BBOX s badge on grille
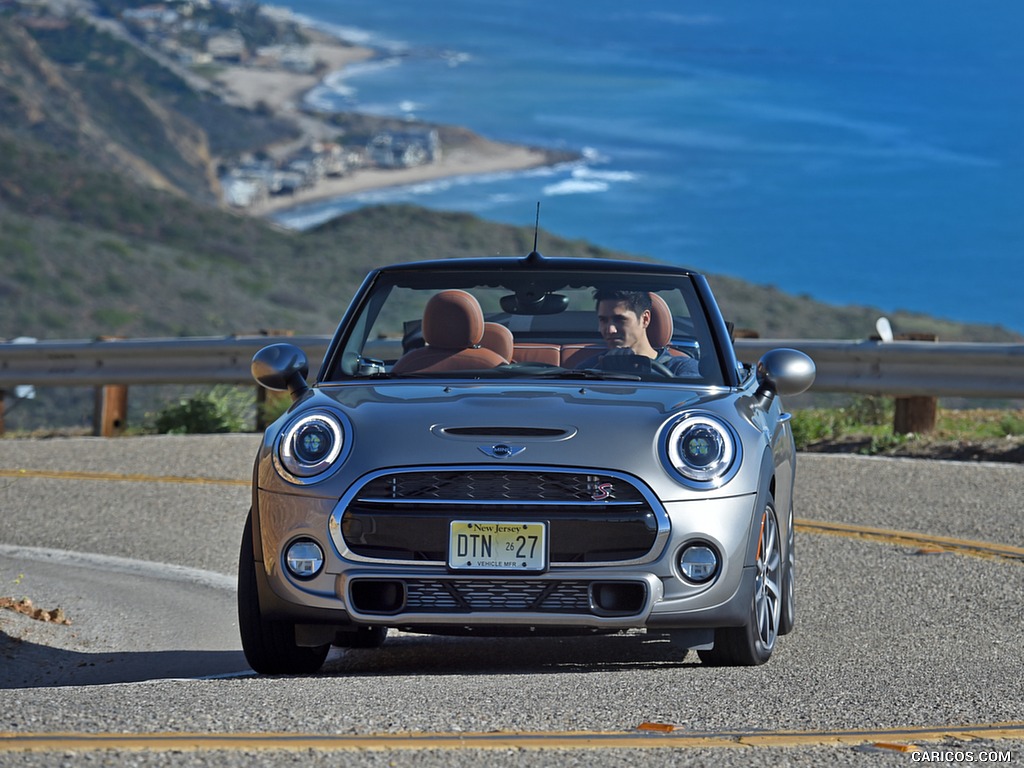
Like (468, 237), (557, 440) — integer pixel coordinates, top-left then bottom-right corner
(478, 444), (526, 459)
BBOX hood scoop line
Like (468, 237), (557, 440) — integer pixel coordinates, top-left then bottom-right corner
(437, 426), (572, 439)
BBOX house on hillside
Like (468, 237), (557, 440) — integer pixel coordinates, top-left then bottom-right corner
(366, 129), (441, 169)
(207, 30), (246, 61)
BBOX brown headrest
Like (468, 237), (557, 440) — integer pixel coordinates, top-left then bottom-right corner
(481, 322), (514, 361)
(648, 292), (673, 348)
(422, 290), (485, 350)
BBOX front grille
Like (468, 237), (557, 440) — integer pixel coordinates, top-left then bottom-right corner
(339, 468), (663, 566)
(358, 471), (645, 503)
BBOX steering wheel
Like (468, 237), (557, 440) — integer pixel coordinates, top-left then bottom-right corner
(596, 351), (676, 378)
(649, 359), (676, 378)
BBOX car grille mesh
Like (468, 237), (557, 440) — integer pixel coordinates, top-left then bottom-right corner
(403, 579), (592, 613)
(342, 469), (660, 565)
(359, 471), (645, 503)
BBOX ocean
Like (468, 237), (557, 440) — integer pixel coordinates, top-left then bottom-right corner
(272, 0), (1024, 334)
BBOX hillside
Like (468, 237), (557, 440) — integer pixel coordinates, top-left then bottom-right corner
(0, 2), (1020, 346)
(0, 14), (298, 202)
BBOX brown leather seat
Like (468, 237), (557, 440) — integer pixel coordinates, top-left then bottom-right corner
(560, 343), (603, 369)
(648, 293), (674, 348)
(513, 342), (562, 366)
(392, 291), (507, 374)
(480, 322), (514, 363)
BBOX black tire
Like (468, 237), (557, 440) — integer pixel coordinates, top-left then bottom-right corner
(779, 503), (796, 636)
(237, 510), (330, 675)
(699, 497), (782, 667)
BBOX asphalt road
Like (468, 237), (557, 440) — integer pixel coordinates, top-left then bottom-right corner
(0, 435), (1021, 767)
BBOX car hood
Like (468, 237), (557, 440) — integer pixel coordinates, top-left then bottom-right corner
(262, 380), (766, 501)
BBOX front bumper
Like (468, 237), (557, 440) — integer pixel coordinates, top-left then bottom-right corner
(254, 484), (761, 632)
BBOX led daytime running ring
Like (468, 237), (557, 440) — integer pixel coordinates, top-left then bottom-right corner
(665, 413), (739, 488)
(278, 411), (345, 480)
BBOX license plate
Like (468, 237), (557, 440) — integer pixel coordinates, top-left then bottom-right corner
(448, 521), (547, 571)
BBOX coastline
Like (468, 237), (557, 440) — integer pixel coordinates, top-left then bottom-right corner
(253, 141), (555, 217)
(213, 27), (560, 221)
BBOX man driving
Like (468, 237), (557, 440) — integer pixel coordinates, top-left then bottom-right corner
(588, 289), (699, 377)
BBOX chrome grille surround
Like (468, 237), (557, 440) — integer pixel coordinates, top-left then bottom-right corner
(329, 465), (670, 568)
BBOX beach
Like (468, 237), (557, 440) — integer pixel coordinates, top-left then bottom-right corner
(254, 142), (553, 216)
(212, 31), (555, 217)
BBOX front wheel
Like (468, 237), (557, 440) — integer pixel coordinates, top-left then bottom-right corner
(237, 510), (330, 675)
(779, 503), (796, 636)
(699, 496), (782, 666)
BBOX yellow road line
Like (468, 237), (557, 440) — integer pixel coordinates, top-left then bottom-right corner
(0, 468), (247, 487)
(1, 722), (1023, 753)
(797, 519), (1024, 563)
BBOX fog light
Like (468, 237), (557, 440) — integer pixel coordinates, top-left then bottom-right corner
(285, 539), (324, 579)
(679, 544), (719, 583)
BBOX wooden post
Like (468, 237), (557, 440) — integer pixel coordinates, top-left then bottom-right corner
(94, 384), (129, 437)
(893, 333), (938, 435)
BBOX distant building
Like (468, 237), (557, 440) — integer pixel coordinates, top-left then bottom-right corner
(367, 129), (441, 169)
(223, 176), (266, 207)
(122, 5), (179, 26)
(279, 46), (316, 73)
(207, 30), (246, 61)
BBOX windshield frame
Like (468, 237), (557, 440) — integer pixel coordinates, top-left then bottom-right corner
(319, 258), (740, 387)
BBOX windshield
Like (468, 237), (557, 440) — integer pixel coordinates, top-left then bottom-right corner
(326, 268), (725, 385)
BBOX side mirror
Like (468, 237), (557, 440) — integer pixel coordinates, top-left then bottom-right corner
(251, 343), (310, 401)
(755, 348), (815, 402)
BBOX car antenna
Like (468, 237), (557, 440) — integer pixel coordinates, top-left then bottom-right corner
(528, 202), (543, 262)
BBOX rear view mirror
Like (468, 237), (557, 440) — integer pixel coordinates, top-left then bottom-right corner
(499, 292), (569, 315)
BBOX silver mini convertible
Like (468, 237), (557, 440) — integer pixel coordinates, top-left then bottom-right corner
(240, 253), (815, 673)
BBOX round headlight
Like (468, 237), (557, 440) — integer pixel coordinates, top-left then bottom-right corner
(278, 411), (345, 480)
(664, 413), (739, 487)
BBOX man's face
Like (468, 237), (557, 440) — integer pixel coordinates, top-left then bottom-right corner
(597, 299), (650, 351)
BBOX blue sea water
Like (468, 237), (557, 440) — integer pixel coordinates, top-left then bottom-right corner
(273, 0), (1024, 334)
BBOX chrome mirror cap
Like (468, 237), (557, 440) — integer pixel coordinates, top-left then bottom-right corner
(756, 348), (816, 398)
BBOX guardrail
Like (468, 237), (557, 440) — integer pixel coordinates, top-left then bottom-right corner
(0, 335), (331, 387)
(1, 335), (1022, 434)
(734, 339), (1024, 399)
(2, 335), (1022, 397)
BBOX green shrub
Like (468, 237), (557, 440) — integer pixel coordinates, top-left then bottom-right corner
(152, 386), (253, 434)
(790, 410), (844, 449)
(998, 412), (1024, 437)
(859, 432), (908, 455)
(844, 396), (893, 426)
(257, 391), (292, 429)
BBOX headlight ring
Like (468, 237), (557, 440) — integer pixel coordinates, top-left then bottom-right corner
(275, 410), (348, 483)
(664, 413), (741, 488)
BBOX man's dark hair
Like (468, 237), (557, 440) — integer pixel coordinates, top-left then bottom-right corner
(593, 289), (652, 317)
